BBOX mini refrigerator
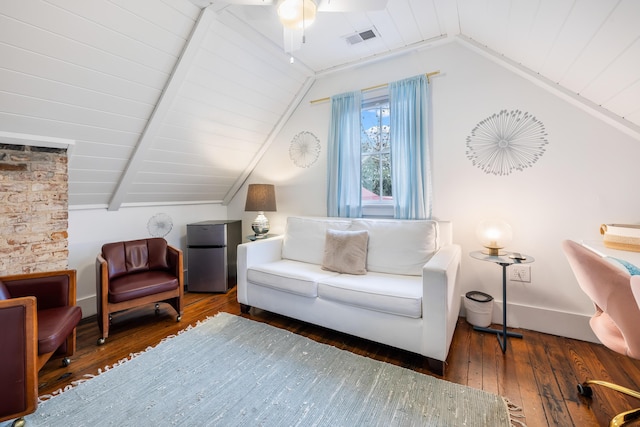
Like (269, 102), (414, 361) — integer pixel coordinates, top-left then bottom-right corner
(186, 220), (241, 293)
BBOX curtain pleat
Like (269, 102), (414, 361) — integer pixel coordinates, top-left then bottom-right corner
(327, 91), (362, 218)
(389, 75), (431, 219)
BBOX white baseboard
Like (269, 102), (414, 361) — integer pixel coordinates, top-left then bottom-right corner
(460, 295), (599, 344)
(78, 293), (599, 344)
(77, 295), (97, 318)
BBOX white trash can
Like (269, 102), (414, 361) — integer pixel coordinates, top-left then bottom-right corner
(464, 291), (494, 327)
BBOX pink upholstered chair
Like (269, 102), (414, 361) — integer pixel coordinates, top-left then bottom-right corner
(562, 240), (640, 426)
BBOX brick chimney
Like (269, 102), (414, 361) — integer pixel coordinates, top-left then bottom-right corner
(0, 144), (69, 275)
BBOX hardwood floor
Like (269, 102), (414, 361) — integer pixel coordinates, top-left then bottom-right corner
(38, 289), (640, 426)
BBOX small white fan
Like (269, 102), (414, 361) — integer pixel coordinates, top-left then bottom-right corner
(147, 213), (173, 238)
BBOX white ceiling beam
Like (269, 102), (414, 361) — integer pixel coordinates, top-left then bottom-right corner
(456, 35), (640, 142)
(107, 7), (215, 211)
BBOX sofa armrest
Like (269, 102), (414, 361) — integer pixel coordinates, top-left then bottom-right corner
(167, 245), (184, 286)
(237, 236), (284, 304)
(421, 244), (462, 360)
(1, 270), (77, 310)
(0, 296), (38, 423)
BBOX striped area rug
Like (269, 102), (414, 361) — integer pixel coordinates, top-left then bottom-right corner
(16, 313), (513, 426)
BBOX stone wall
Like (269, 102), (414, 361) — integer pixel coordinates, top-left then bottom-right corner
(0, 144), (68, 275)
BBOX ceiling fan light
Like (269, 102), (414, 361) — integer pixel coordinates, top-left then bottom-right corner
(277, 0), (317, 30)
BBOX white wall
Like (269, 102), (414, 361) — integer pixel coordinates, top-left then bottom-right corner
(228, 40), (640, 342)
(68, 203), (228, 317)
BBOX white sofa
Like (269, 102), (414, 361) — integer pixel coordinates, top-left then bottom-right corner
(237, 216), (462, 374)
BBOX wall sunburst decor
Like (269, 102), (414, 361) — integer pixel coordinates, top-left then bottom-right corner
(289, 131), (321, 168)
(465, 109), (549, 176)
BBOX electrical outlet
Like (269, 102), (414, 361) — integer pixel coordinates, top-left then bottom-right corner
(509, 264), (531, 282)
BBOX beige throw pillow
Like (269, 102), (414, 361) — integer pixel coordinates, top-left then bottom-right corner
(321, 229), (369, 275)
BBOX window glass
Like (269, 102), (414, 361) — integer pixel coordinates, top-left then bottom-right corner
(361, 96), (392, 204)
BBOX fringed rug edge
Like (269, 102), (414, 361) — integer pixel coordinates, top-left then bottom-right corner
(503, 397), (527, 427)
(37, 312), (228, 403)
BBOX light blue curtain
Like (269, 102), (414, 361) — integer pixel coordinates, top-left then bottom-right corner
(327, 91), (362, 218)
(389, 74), (431, 219)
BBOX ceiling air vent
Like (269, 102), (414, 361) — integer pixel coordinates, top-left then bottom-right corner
(344, 28), (379, 45)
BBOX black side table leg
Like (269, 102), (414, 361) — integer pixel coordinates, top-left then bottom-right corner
(501, 263), (508, 352)
(472, 263), (523, 353)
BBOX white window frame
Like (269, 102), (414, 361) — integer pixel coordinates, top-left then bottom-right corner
(361, 92), (394, 218)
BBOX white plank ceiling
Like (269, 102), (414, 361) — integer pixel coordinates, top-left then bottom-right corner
(0, 0), (638, 208)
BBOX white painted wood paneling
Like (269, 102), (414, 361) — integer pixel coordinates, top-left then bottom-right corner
(0, 0), (638, 208)
(0, 43), (162, 103)
(583, 39), (640, 106)
(2, 1), (179, 72)
(539, 0), (619, 82)
(71, 182), (119, 194)
(47, 0), (194, 52)
(559, 0), (640, 93)
(159, 120), (264, 150)
(0, 69), (155, 119)
(134, 172), (236, 186)
(0, 16), (169, 89)
(0, 92), (147, 134)
(71, 142), (133, 160)
(502, 1), (540, 66)
(71, 169), (122, 183)
(519, 0), (575, 72)
(0, 0), (201, 206)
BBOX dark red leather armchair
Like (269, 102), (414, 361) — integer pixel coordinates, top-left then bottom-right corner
(0, 269), (82, 427)
(96, 238), (183, 345)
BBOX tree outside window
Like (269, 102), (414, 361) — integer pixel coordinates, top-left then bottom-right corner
(361, 97), (392, 203)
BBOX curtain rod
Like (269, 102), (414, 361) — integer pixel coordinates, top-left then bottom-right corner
(309, 70), (440, 105)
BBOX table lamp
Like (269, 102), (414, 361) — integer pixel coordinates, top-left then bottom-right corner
(476, 219), (512, 256)
(245, 184), (277, 239)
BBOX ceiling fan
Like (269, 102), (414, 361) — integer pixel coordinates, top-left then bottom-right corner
(194, 0), (389, 53)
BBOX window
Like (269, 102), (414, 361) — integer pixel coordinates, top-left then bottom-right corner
(327, 74), (429, 220)
(361, 95), (394, 217)
(361, 96), (392, 203)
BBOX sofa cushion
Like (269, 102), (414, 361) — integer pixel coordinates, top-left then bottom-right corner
(108, 270), (179, 303)
(321, 229), (368, 275)
(147, 238), (170, 270)
(318, 272), (423, 318)
(2, 275), (71, 309)
(37, 305), (82, 354)
(124, 240), (150, 273)
(0, 280), (10, 300)
(103, 239), (170, 280)
(350, 219), (439, 276)
(282, 217), (351, 265)
(248, 259), (340, 298)
(102, 241), (128, 279)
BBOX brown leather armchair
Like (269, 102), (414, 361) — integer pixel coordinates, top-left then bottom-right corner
(0, 269), (82, 427)
(96, 237), (183, 345)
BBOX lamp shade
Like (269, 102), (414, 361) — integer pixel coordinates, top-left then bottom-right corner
(244, 184), (277, 212)
(476, 219), (512, 256)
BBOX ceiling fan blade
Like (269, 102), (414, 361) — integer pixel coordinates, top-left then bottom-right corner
(317, 0), (388, 12)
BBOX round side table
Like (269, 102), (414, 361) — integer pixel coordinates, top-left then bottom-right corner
(469, 251), (535, 353)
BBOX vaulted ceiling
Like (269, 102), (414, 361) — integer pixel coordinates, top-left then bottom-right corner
(0, 0), (638, 208)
